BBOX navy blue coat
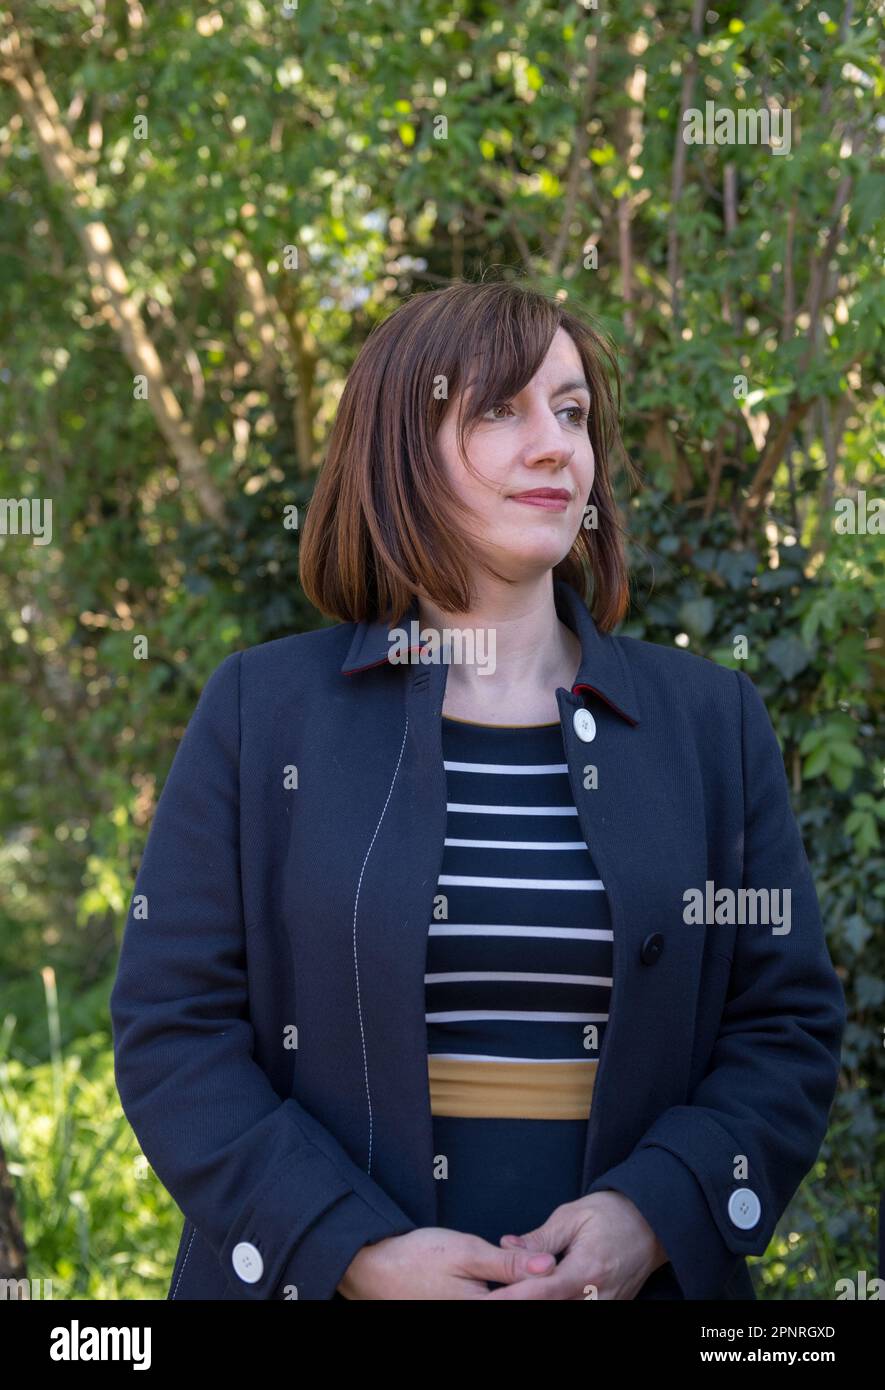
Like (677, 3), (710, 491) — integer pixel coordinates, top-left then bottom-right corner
(109, 578), (846, 1300)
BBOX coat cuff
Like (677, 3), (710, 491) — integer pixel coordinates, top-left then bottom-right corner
(270, 1189), (418, 1299)
(584, 1144), (742, 1300)
(214, 1103), (421, 1300)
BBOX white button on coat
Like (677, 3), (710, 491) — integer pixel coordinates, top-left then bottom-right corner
(727, 1188), (761, 1230)
(231, 1241), (264, 1282)
(573, 707), (596, 742)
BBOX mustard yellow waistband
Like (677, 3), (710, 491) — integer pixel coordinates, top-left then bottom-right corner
(428, 1055), (598, 1119)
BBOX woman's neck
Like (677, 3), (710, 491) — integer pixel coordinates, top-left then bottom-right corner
(416, 576), (582, 725)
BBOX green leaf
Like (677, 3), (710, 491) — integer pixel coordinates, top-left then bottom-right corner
(829, 763), (854, 792)
(803, 747), (829, 778)
(799, 728), (824, 754)
(828, 743), (863, 768)
(679, 597), (715, 637)
(766, 636), (812, 680)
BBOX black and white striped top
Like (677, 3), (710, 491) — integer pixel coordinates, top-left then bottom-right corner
(425, 713), (613, 1121)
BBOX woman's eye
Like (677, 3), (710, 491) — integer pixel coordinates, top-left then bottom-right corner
(484, 403), (589, 424)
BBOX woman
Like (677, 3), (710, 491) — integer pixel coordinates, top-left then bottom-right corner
(110, 279), (846, 1301)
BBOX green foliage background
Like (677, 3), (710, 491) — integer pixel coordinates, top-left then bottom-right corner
(0, 0), (882, 1300)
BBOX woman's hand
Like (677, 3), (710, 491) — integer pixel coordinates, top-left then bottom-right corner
(482, 1191), (669, 1300)
(336, 1226), (558, 1299)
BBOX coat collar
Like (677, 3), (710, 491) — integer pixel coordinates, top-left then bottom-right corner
(340, 576), (640, 726)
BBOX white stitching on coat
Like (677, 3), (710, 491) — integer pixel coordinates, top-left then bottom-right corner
(352, 715), (409, 1177)
(171, 1226), (196, 1299)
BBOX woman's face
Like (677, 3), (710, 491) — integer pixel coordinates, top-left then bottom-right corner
(435, 326), (595, 584)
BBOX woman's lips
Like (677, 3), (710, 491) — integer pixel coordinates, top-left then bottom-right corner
(508, 494), (570, 511)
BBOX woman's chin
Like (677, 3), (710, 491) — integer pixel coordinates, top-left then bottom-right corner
(497, 532), (574, 570)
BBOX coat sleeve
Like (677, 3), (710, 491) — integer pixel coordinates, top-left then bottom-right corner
(583, 666), (847, 1299)
(110, 651), (418, 1300)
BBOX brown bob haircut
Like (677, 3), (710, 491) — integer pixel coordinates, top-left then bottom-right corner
(299, 277), (634, 633)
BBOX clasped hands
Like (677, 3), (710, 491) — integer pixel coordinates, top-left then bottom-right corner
(337, 1191), (669, 1299)
(484, 1190), (668, 1299)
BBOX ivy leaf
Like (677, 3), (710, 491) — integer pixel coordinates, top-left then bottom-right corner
(716, 550), (757, 590)
(757, 567), (803, 592)
(842, 914), (872, 953)
(856, 974), (885, 1008)
(766, 635), (811, 680)
(657, 535), (681, 555)
(679, 597), (715, 637)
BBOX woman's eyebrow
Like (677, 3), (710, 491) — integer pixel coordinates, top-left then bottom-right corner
(551, 378), (591, 397)
(464, 377), (591, 397)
